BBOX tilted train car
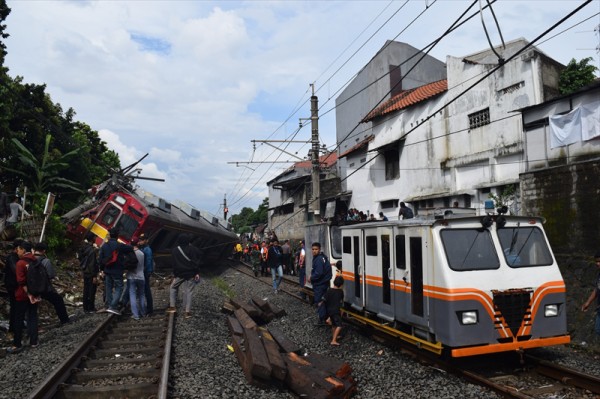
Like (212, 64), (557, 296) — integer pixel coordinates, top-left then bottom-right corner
(338, 212), (570, 357)
(64, 189), (237, 270)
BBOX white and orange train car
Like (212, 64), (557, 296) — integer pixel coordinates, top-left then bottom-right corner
(339, 213), (570, 357)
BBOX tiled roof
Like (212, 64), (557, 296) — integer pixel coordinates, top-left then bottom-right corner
(364, 79), (447, 122)
(293, 151), (338, 169)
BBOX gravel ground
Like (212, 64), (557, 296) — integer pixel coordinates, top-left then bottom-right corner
(1, 266), (598, 399)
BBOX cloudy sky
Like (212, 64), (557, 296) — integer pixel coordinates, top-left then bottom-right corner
(3, 0), (598, 217)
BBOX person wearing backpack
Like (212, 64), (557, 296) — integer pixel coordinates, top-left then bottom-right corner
(98, 228), (126, 315)
(34, 242), (70, 325)
(127, 239), (146, 320)
(78, 233), (99, 313)
(7, 241), (39, 354)
(3, 239), (22, 341)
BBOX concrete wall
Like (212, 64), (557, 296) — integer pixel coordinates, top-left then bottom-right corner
(335, 41), (447, 162)
(520, 159), (600, 255)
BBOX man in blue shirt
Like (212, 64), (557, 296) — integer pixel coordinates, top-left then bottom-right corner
(309, 242), (332, 325)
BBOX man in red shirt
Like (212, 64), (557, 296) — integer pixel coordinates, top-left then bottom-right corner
(8, 241), (40, 354)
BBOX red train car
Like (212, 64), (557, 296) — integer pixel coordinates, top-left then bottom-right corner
(64, 189), (237, 270)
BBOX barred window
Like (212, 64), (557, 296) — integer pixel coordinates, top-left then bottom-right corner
(468, 108), (490, 129)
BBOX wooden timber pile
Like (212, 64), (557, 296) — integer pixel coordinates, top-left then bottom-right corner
(223, 296), (357, 398)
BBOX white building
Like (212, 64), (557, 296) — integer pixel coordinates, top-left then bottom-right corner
(338, 38), (564, 218)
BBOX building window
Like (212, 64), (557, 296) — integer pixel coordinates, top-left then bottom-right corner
(381, 199), (399, 209)
(384, 149), (399, 180)
(468, 108), (490, 129)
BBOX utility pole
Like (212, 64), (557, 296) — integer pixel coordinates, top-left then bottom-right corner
(223, 194), (228, 220)
(310, 84), (320, 218)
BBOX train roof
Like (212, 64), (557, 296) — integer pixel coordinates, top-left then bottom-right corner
(338, 214), (545, 230)
(126, 190), (237, 240)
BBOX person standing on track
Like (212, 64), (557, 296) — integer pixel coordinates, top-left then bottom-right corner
(308, 242), (332, 325)
(34, 242), (70, 325)
(281, 239), (291, 275)
(166, 234), (201, 319)
(99, 228), (126, 315)
(139, 233), (154, 316)
(296, 240), (306, 300)
(78, 233), (99, 313)
(267, 239), (284, 293)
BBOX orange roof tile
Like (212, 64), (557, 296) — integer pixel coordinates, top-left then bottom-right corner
(364, 79), (447, 122)
(293, 152), (338, 169)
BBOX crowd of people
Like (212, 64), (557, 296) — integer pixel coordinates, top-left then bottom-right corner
(2, 227), (157, 354)
(3, 239), (71, 353)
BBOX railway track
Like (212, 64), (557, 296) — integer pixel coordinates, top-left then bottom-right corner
(232, 260), (600, 398)
(27, 310), (174, 399)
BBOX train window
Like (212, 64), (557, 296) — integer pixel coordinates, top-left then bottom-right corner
(497, 227), (553, 267)
(331, 226), (343, 259)
(99, 205), (120, 227)
(366, 236), (378, 256)
(114, 213), (138, 240)
(343, 236), (352, 254)
(395, 234), (406, 269)
(441, 229), (499, 271)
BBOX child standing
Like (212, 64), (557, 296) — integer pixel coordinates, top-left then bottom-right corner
(323, 276), (345, 346)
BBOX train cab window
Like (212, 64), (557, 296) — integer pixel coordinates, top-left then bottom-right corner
(331, 226), (342, 259)
(395, 234), (406, 269)
(343, 236), (352, 254)
(441, 229), (499, 271)
(99, 205), (120, 227)
(366, 236), (378, 256)
(497, 227), (553, 267)
(114, 213), (139, 240)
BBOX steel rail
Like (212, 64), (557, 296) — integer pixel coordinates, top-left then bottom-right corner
(525, 353), (600, 395)
(27, 314), (116, 399)
(158, 312), (175, 399)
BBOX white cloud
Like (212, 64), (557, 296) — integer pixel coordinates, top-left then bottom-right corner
(4, 0), (598, 215)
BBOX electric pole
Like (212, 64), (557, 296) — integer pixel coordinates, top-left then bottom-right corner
(223, 194), (228, 220)
(310, 85), (320, 217)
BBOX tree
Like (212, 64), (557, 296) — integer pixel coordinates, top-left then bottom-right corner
(4, 134), (83, 199)
(559, 57), (599, 95)
(230, 198), (269, 234)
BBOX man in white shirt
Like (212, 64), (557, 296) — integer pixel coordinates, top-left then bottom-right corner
(7, 197), (30, 226)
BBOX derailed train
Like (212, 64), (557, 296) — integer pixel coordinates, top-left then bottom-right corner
(62, 184), (237, 269)
(306, 210), (570, 357)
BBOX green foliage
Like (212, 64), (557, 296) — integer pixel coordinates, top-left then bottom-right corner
(5, 134), (83, 199)
(489, 184), (516, 209)
(230, 197), (269, 234)
(559, 57), (599, 95)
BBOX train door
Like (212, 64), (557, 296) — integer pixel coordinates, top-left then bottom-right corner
(378, 227), (394, 321)
(341, 228), (365, 311)
(393, 228), (410, 321)
(403, 225), (430, 329)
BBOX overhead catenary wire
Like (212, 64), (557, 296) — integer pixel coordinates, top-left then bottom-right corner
(338, 0), (594, 189)
(226, 1), (417, 214)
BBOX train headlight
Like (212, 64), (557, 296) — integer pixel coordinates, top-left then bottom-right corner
(460, 311), (478, 325)
(544, 304), (559, 317)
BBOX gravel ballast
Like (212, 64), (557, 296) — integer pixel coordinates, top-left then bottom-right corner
(1, 266), (599, 399)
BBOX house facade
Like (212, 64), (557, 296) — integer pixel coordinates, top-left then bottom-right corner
(519, 80), (600, 254)
(335, 41), (447, 195)
(267, 152), (339, 240)
(339, 38), (565, 218)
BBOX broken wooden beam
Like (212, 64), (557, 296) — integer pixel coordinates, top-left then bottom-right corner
(258, 327), (287, 381)
(243, 327), (272, 380)
(267, 325), (301, 354)
(234, 308), (257, 330)
(226, 315), (244, 337)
